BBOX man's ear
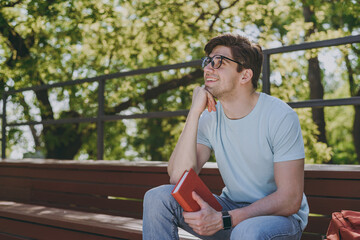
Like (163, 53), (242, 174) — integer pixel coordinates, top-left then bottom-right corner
(239, 69), (253, 84)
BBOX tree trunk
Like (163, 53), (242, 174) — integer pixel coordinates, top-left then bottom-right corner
(18, 94), (41, 148)
(354, 104), (360, 163)
(345, 54), (360, 163)
(303, 4), (327, 144)
(308, 57), (327, 143)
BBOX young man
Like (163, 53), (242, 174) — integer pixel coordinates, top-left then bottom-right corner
(143, 34), (309, 240)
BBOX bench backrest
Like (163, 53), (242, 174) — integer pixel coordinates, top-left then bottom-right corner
(303, 165), (360, 239)
(0, 160), (171, 219)
(0, 159), (359, 240)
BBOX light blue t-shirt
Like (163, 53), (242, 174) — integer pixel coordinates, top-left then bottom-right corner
(197, 92), (309, 230)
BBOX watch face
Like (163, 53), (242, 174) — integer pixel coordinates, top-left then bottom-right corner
(222, 211), (232, 229)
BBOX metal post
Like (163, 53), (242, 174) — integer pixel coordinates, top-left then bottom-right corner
(97, 79), (105, 160)
(262, 53), (271, 95)
(2, 93), (7, 159)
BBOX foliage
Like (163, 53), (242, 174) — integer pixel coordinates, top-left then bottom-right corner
(0, 0), (359, 164)
(270, 52), (334, 164)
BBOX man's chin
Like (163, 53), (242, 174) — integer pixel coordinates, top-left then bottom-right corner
(204, 86), (217, 98)
(204, 85), (212, 92)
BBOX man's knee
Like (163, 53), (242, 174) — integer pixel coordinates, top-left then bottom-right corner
(230, 221), (264, 240)
(230, 217), (276, 240)
(143, 184), (175, 210)
(230, 216), (301, 240)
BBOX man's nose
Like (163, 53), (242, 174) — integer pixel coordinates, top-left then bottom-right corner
(203, 62), (215, 73)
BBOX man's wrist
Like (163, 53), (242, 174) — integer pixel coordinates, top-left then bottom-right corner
(189, 107), (203, 117)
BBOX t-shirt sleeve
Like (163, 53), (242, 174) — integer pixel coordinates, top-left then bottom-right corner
(197, 112), (213, 150)
(272, 111), (305, 162)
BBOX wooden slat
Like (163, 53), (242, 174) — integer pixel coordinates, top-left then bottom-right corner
(303, 216), (331, 235)
(0, 171), (222, 197)
(0, 176), (153, 200)
(0, 217), (123, 240)
(0, 167), (171, 186)
(0, 176), (220, 206)
(301, 233), (324, 240)
(0, 159), (169, 172)
(199, 175), (224, 193)
(305, 170), (360, 179)
(0, 201), (197, 240)
(2, 159), (358, 175)
(0, 167), (222, 199)
(0, 186), (30, 202)
(0, 166), (221, 184)
(307, 196), (360, 215)
(31, 190), (144, 218)
(0, 201), (142, 240)
(305, 179), (360, 198)
(0, 176), (31, 188)
(0, 232), (28, 240)
(0, 159), (220, 177)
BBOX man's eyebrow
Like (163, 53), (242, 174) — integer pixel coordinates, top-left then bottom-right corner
(211, 55), (224, 58)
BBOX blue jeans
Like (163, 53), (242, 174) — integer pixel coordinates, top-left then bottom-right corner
(143, 185), (303, 240)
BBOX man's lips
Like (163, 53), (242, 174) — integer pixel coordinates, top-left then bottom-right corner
(205, 76), (219, 83)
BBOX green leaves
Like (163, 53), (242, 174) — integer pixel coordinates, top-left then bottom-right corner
(1, 0), (359, 163)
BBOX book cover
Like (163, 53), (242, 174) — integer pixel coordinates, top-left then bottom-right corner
(171, 168), (222, 212)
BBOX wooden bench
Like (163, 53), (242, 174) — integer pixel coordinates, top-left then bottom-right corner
(0, 159), (200, 240)
(0, 159), (359, 240)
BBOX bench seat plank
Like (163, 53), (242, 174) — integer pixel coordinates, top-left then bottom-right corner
(0, 217), (123, 240)
(0, 201), (143, 239)
(0, 201), (198, 240)
(0, 232), (30, 240)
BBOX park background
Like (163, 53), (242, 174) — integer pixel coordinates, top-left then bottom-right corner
(0, 0), (359, 165)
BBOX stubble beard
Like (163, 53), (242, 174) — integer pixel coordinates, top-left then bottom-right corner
(204, 86), (219, 99)
(205, 84), (230, 100)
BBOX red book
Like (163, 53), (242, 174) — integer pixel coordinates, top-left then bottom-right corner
(171, 168), (223, 212)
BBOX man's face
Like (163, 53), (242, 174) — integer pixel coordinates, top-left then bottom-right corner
(203, 45), (241, 99)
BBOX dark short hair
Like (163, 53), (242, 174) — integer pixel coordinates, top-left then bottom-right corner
(204, 34), (263, 89)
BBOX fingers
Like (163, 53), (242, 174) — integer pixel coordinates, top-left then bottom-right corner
(183, 210), (209, 235)
(204, 89), (216, 112)
(192, 191), (208, 208)
(182, 195), (222, 236)
(191, 86), (216, 114)
(207, 96), (217, 112)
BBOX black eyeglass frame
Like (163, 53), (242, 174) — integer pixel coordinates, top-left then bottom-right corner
(201, 55), (242, 69)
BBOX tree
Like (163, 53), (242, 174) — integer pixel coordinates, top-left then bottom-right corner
(1, 0), (359, 164)
(325, 0), (360, 162)
(299, 0), (327, 145)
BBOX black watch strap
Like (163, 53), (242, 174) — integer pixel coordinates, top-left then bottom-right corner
(222, 211), (232, 230)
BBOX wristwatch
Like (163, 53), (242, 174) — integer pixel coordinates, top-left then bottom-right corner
(222, 211), (232, 230)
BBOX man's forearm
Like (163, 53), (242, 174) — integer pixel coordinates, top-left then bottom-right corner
(168, 86), (215, 184)
(228, 159), (304, 226)
(229, 189), (302, 227)
(168, 110), (201, 184)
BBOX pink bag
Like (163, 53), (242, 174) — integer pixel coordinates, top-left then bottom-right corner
(325, 210), (360, 240)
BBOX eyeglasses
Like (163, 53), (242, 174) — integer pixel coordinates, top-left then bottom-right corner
(201, 55), (242, 69)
